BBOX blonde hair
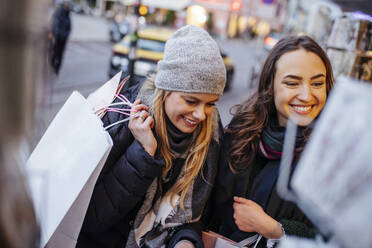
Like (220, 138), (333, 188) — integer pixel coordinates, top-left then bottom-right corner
(142, 76), (216, 208)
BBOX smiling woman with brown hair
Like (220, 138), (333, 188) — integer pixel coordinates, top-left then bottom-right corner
(208, 35), (334, 248)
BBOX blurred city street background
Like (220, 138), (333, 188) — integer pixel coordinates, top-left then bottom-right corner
(39, 0), (372, 139)
(41, 12), (267, 134)
(18, 1), (372, 247)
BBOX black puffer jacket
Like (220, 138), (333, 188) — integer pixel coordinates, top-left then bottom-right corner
(207, 118), (316, 248)
(77, 81), (223, 248)
(77, 82), (165, 248)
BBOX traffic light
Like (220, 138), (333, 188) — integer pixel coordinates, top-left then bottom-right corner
(135, 5), (148, 16)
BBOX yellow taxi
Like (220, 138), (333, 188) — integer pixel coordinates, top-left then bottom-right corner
(109, 27), (235, 91)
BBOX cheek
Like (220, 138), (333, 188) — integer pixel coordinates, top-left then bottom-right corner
(165, 102), (187, 121)
(316, 89), (327, 110)
(273, 82), (286, 110)
(274, 92), (289, 111)
(165, 96), (182, 116)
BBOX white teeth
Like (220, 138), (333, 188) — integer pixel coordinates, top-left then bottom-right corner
(185, 118), (196, 125)
(292, 105), (311, 112)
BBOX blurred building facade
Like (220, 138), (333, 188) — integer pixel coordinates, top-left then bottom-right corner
(88, 0), (289, 38)
(285, 0), (342, 45)
(81, 0), (372, 64)
(186, 0), (288, 38)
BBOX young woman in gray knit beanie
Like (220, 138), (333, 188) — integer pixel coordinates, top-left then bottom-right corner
(77, 25), (226, 248)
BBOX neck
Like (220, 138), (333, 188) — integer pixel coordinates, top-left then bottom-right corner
(166, 116), (192, 156)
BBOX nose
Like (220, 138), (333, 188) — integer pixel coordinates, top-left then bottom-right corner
(297, 83), (312, 102)
(192, 105), (206, 121)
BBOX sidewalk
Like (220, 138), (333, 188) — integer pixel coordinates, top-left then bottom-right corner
(33, 13), (113, 146)
(69, 13), (110, 42)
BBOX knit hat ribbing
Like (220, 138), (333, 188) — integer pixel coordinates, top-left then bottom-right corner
(155, 25), (226, 95)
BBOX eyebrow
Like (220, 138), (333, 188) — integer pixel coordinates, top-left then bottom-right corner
(283, 73), (326, 80)
(310, 73), (326, 80)
(182, 96), (200, 101)
(283, 75), (302, 80)
(182, 95), (218, 103)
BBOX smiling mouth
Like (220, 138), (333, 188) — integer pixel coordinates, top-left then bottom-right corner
(290, 105), (314, 114)
(183, 116), (198, 126)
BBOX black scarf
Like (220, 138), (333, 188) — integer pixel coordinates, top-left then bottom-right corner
(250, 118), (307, 208)
(162, 116), (193, 193)
(166, 116), (193, 157)
(257, 118), (306, 160)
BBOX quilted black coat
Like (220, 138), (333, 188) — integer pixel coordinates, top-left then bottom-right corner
(77, 82), (165, 248)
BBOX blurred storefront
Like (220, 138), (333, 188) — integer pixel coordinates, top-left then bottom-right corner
(284, 0), (372, 82)
(95, 0), (190, 30)
(327, 14), (372, 82)
(187, 0), (287, 39)
(239, 0), (288, 37)
(286, 0), (342, 46)
(93, 0), (289, 39)
(141, 0), (189, 28)
(188, 0), (231, 37)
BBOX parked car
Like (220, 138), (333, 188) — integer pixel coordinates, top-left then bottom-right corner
(109, 18), (131, 43)
(108, 27), (235, 91)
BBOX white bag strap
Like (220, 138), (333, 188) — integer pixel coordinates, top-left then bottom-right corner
(236, 234), (262, 248)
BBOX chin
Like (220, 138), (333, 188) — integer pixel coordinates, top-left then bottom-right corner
(176, 124), (196, 133)
(296, 118), (315, 127)
(182, 127), (197, 133)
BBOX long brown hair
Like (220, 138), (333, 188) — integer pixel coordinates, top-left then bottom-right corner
(142, 77), (216, 208)
(227, 36), (334, 174)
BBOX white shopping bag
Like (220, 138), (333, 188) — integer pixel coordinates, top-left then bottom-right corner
(26, 91), (113, 247)
(290, 77), (372, 247)
(278, 236), (338, 248)
(87, 71), (122, 114)
(44, 149), (110, 248)
(202, 231), (260, 248)
(202, 231), (238, 248)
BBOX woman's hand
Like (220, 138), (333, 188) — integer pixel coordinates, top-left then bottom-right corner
(233, 196), (283, 239)
(128, 99), (157, 156)
(173, 240), (195, 248)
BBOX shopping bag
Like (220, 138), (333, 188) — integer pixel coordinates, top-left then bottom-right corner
(87, 71), (130, 118)
(26, 91), (113, 247)
(202, 231), (260, 248)
(44, 148), (109, 248)
(86, 70), (122, 113)
(202, 231), (237, 248)
(289, 77), (372, 247)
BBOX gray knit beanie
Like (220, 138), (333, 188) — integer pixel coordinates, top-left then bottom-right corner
(155, 25), (226, 95)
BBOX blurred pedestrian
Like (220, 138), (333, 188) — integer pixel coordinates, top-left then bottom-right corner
(207, 36), (334, 247)
(50, 0), (71, 75)
(77, 25), (226, 248)
(0, 0), (51, 247)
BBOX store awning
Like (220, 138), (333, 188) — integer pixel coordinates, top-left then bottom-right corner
(142, 0), (191, 11)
